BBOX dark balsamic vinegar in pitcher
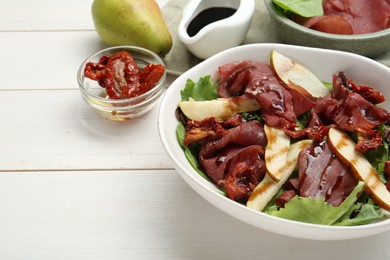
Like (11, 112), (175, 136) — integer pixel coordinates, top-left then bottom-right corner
(187, 7), (237, 37)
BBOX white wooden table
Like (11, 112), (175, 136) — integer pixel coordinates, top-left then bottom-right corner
(1, 0), (390, 259)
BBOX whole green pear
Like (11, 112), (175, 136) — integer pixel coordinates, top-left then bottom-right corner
(91, 0), (173, 56)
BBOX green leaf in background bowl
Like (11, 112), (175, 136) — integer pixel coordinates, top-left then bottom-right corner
(272, 0), (324, 18)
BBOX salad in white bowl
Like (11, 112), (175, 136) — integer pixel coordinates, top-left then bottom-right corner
(158, 44), (390, 240)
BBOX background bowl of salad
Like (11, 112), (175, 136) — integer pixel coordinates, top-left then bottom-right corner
(264, 0), (390, 58)
(158, 43), (390, 240)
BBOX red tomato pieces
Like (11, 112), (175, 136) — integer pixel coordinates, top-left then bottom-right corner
(84, 51), (165, 99)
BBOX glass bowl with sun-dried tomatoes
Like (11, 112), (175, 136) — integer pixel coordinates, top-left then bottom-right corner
(77, 46), (166, 121)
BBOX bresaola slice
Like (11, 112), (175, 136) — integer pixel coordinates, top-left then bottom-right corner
(193, 119), (267, 201)
(312, 72), (390, 151)
(323, 0), (390, 34)
(298, 140), (357, 206)
(303, 15), (353, 35)
(224, 145), (267, 201)
(275, 139), (358, 207)
(218, 61), (297, 127)
(293, 0), (390, 35)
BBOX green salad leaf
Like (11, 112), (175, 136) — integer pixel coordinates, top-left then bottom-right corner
(176, 122), (208, 180)
(180, 75), (218, 101)
(335, 201), (388, 226)
(296, 111), (310, 130)
(266, 181), (366, 225)
(240, 111), (263, 122)
(272, 0), (323, 18)
(365, 124), (389, 182)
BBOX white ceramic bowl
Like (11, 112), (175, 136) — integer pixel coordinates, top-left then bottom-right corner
(158, 43), (390, 240)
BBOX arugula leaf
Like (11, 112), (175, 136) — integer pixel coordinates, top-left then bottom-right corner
(240, 111), (263, 122)
(296, 111), (310, 130)
(272, 0), (323, 18)
(335, 202), (388, 226)
(266, 181), (365, 225)
(365, 145), (388, 182)
(180, 75), (219, 101)
(365, 124), (389, 182)
(176, 123), (205, 177)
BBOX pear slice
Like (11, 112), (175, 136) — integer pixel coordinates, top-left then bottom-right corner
(264, 125), (291, 182)
(247, 139), (312, 211)
(328, 127), (390, 211)
(179, 97), (261, 121)
(270, 50), (330, 100)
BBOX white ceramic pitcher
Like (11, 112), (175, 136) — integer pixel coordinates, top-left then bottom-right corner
(178, 0), (255, 59)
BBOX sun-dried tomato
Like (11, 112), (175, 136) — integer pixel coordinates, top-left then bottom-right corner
(84, 61), (106, 83)
(84, 51), (165, 99)
(356, 128), (383, 152)
(139, 63), (166, 95)
(345, 78), (385, 104)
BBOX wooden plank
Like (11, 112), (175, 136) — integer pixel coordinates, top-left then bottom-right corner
(0, 169), (389, 259)
(0, 30), (177, 90)
(0, 90), (173, 171)
(0, 31), (110, 90)
(0, 0), (169, 31)
(0, 0), (94, 31)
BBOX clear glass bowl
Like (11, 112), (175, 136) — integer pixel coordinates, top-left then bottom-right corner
(77, 46), (166, 121)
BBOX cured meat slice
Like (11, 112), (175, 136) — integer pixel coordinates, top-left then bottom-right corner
(298, 141), (357, 206)
(224, 145), (267, 201)
(323, 0), (390, 34)
(200, 121), (266, 158)
(331, 93), (389, 132)
(295, 0), (390, 34)
(195, 120), (267, 202)
(199, 120), (266, 184)
(277, 140), (358, 207)
(313, 73), (390, 133)
(218, 61), (297, 127)
(302, 15), (353, 35)
(218, 61), (254, 97)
